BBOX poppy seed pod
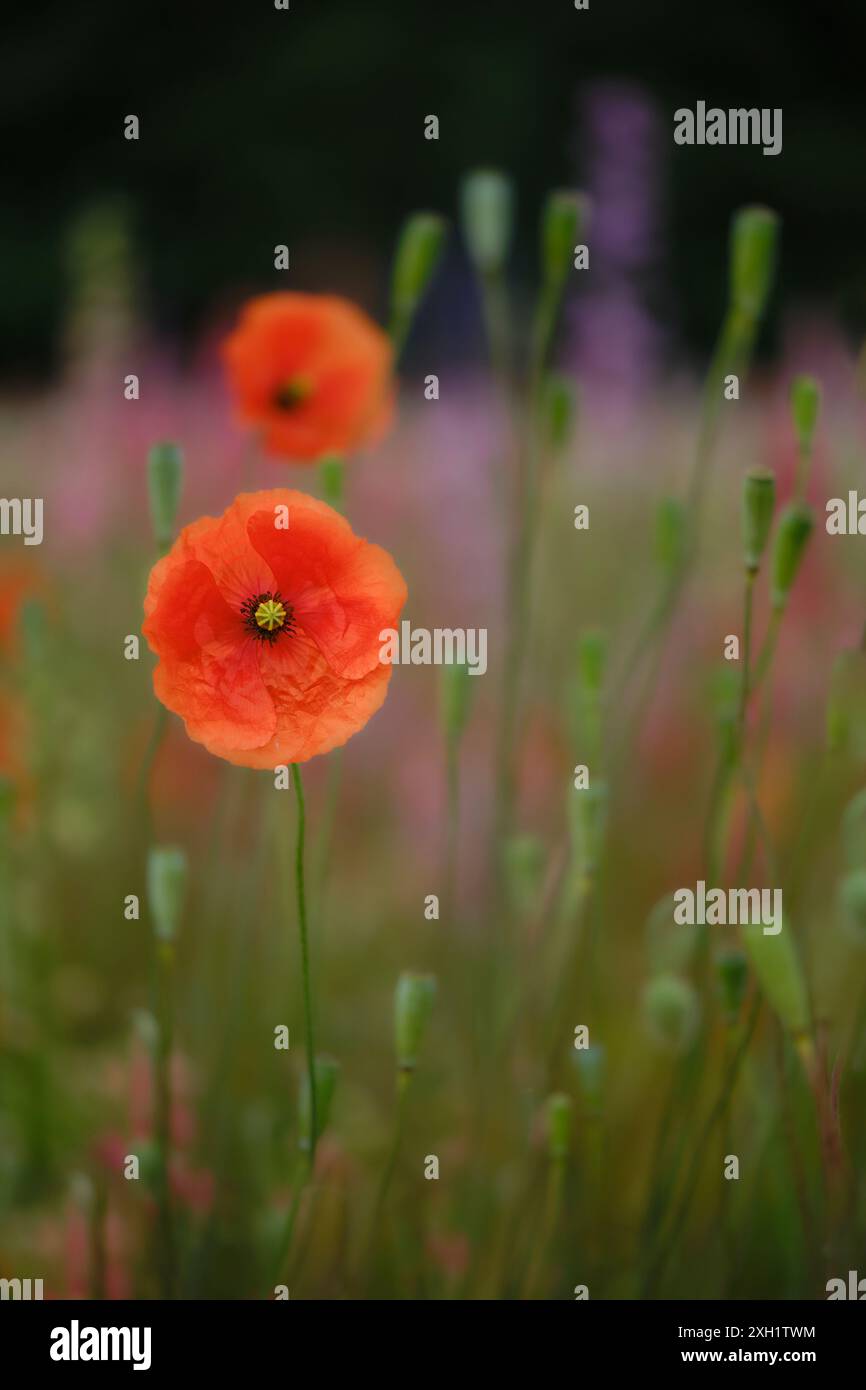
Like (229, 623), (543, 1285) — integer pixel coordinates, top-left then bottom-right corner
(741, 470), (776, 574)
(838, 870), (866, 946)
(298, 1055), (340, 1151)
(790, 374), (821, 455)
(546, 1092), (573, 1161)
(642, 974), (700, 1053)
(729, 205), (779, 321)
(541, 189), (589, 289)
(394, 972), (436, 1072)
(460, 169), (514, 276)
(771, 503), (814, 609)
(146, 846), (188, 943)
(390, 212), (448, 325)
(740, 920), (811, 1040)
(147, 443), (184, 553)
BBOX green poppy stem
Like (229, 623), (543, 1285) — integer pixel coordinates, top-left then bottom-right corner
(291, 763), (318, 1173)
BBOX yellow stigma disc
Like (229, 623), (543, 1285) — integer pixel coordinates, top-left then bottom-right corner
(254, 598), (287, 632)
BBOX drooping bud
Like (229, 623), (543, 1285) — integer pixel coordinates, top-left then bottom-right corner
(460, 170), (513, 276)
(147, 443), (184, 554)
(741, 469), (775, 574)
(790, 374), (821, 456)
(770, 503), (814, 609)
(394, 973), (436, 1072)
(546, 1092), (573, 1161)
(390, 212), (448, 349)
(729, 206), (779, 321)
(146, 846), (188, 943)
(298, 1055), (340, 1151)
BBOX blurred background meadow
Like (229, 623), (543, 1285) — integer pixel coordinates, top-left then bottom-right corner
(2, 0), (866, 1300)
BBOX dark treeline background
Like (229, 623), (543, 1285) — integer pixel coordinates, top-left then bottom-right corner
(2, 0), (864, 379)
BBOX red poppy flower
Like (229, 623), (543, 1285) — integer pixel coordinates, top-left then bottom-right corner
(222, 293), (393, 461)
(142, 490), (406, 768)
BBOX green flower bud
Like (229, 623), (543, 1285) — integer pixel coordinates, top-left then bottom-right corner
(390, 212), (448, 323)
(729, 206), (779, 321)
(546, 1092), (572, 1161)
(646, 893), (697, 975)
(741, 469), (775, 573)
(541, 190), (589, 289)
(543, 373), (577, 454)
(439, 662), (473, 744)
(770, 503), (814, 609)
(790, 374), (821, 455)
(740, 919), (811, 1040)
(710, 665), (741, 768)
(504, 834), (545, 918)
(394, 972), (436, 1072)
(147, 443), (184, 553)
(146, 846), (188, 943)
(642, 974), (700, 1053)
(298, 1055), (340, 1151)
(654, 495), (687, 578)
(838, 870), (866, 946)
(715, 948), (749, 1022)
(460, 169), (513, 276)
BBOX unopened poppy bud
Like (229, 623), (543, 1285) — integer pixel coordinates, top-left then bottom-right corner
(740, 919), (811, 1040)
(390, 212), (448, 327)
(299, 1055), (339, 1151)
(148, 442), (184, 553)
(771, 503), (814, 608)
(541, 189), (589, 289)
(460, 169), (513, 276)
(318, 453), (344, 512)
(546, 1092), (572, 1161)
(729, 206), (779, 321)
(742, 469), (775, 573)
(504, 834), (545, 918)
(439, 661), (473, 744)
(394, 972), (436, 1072)
(146, 846), (188, 943)
(791, 374), (820, 455)
(654, 496), (687, 578)
(642, 974), (700, 1052)
(716, 948), (749, 1021)
(543, 374), (577, 455)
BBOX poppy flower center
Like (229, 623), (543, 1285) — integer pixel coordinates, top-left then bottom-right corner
(273, 375), (313, 411)
(241, 591), (295, 644)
